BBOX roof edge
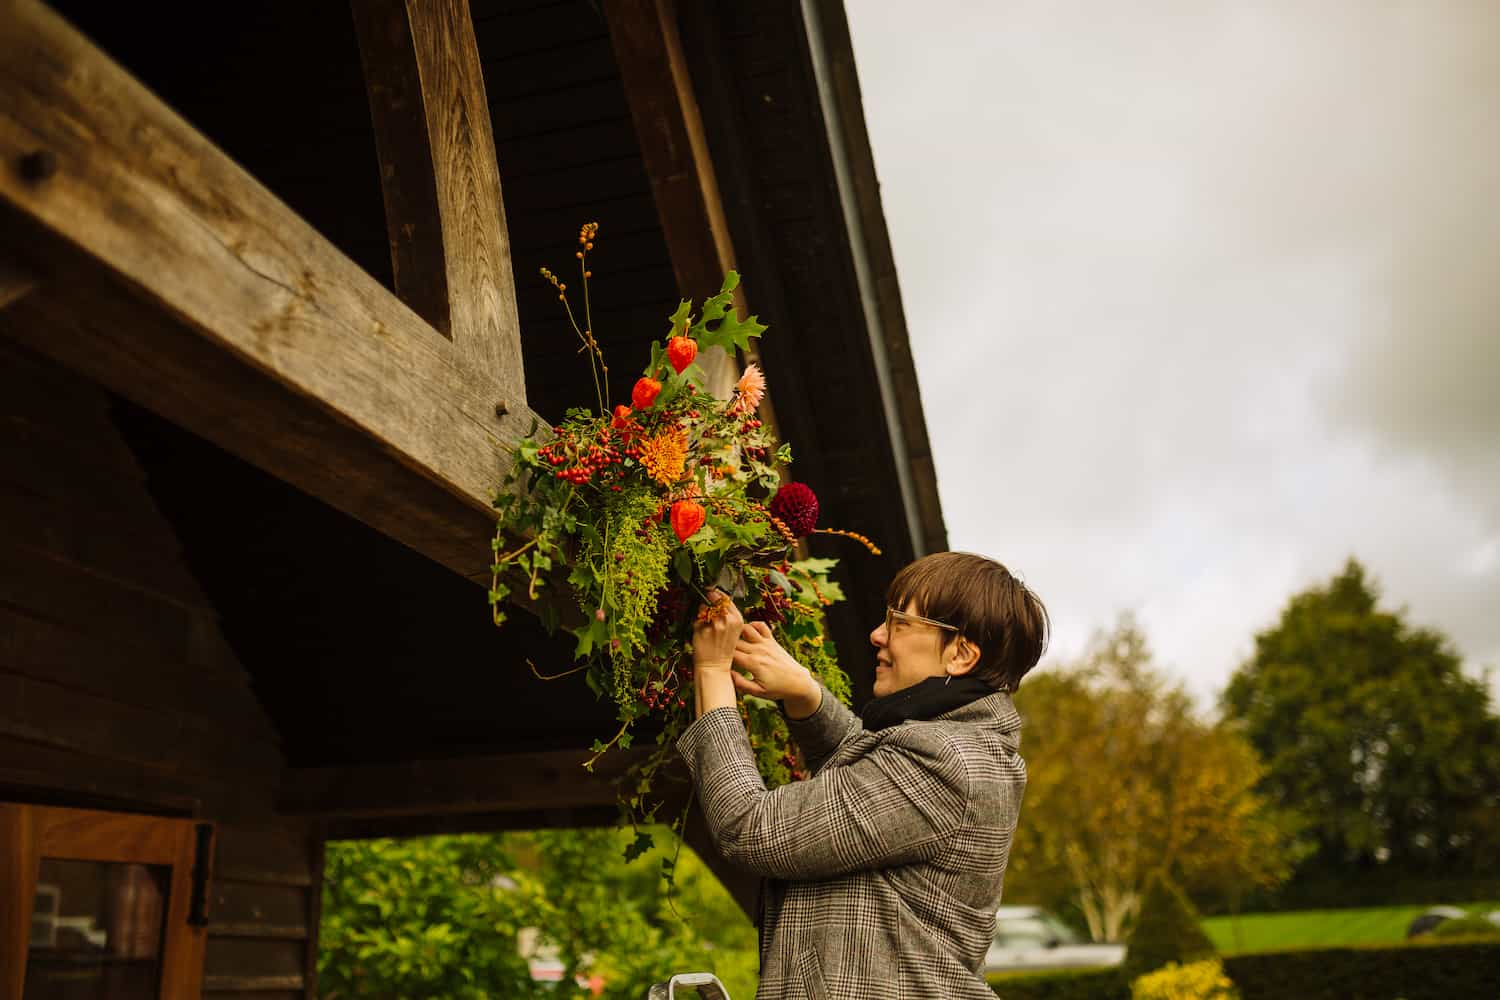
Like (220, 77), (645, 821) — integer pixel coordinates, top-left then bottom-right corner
(798, 0), (949, 557)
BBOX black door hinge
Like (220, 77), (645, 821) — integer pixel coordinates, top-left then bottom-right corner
(188, 822), (213, 927)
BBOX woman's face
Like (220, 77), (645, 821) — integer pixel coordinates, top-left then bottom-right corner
(869, 600), (962, 698)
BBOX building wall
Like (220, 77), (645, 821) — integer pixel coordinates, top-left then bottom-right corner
(0, 341), (321, 997)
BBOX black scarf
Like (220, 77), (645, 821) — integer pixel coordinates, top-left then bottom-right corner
(859, 674), (995, 732)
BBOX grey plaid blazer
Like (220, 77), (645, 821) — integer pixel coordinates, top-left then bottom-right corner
(677, 682), (1026, 999)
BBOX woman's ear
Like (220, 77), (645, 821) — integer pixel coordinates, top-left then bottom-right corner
(946, 636), (981, 676)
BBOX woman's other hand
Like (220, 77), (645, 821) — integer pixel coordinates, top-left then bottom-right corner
(733, 621), (822, 719)
(692, 589), (743, 674)
(691, 590), (742, 718)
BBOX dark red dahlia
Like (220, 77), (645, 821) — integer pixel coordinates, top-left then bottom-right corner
(769, 482), (819, 538)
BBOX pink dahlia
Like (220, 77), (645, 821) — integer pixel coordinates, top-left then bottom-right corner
(770, 481), (819, 538)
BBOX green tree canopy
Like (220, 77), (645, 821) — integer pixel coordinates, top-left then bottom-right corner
(1221, 559), (1500, 874)
(319, 827), (758, 1000)
(1008, 616), (1296, 942)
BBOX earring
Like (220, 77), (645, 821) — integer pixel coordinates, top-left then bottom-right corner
(944, 673), (952, 687)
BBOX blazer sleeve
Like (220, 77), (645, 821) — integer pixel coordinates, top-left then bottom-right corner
(677, 707), (972, 880)
(782, 680), (861, 774)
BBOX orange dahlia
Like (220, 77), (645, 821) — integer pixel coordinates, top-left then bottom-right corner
(640, 427), (688, 485)
(730, 363), (766, 415)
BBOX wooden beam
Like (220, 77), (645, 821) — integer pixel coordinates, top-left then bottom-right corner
(604, 0), (738, 397)
(0, 256), (36, 312)
(283, 749), (760, 919)
(0, 0), (540, 582)
(277, 747), (655, 819)
(352, 0), (525, 399)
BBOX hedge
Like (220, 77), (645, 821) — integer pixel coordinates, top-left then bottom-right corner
(1224, 940), (1500, 1000)
(988, 940), (1500, 1000)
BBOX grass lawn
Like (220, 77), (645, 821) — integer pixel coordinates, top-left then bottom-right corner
(1201, 901), (1500, 955)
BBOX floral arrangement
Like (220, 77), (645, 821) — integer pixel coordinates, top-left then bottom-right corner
(489, 224), (875, 849)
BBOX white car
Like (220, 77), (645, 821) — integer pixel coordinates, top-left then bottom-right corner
(982, 905), (1126, 974)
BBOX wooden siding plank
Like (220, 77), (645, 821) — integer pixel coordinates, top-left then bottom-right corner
(0, 673), (281, 781)
(0, 733), (277, 819)
(0, 0), (542, 584)
(214, 826), (316, 888)
(209, 880), (310, 937)
(0, 605), (273, 741)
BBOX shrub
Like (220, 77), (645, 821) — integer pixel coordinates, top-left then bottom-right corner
(987, 967), (1129, 1000)
(1430, 914), (1500, 939)
(1222, 940), (1500, 1000)
(1130, 959), (1239, 1000)
(1125, 872), (1217, 977)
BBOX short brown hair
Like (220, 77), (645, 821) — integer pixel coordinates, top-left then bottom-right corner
(887, 551), (1049, 692)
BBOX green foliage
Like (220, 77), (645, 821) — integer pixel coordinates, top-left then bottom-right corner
(1125, 872), (1217, 978)
(1130, 960), (1239, 1000)
(318, 836), (538, 999)
(1220, 940), (1500, 1000)
(1221, 560), (1500, 877)
(1430, 915), (1500, 939)
(320, 828), (761, 1000)
(1008, 617), (1296, 943)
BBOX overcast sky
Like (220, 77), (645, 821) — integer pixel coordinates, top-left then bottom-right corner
(844, 0), (1499, 705)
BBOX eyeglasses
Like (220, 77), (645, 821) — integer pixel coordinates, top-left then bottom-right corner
(884, 606), (960, 636)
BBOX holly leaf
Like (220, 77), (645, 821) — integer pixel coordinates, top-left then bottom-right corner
(695, 309), (767, 355)
(792, 557), (839, 576)
(665, 300), (692, 339)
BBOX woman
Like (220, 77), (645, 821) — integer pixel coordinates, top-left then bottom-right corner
(680, 550), (1048, 999)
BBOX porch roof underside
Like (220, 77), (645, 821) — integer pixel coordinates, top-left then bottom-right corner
(49, 0), (946, 776)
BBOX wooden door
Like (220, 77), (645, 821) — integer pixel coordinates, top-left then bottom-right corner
(1, 805), (212, 999)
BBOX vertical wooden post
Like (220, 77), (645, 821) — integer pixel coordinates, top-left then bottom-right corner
(353, 0), (526, 404)
(0, 805), (38, 1000)
(604, 0), (742, 399)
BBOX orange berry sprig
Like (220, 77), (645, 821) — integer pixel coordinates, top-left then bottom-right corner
(813, 527), (883, 556)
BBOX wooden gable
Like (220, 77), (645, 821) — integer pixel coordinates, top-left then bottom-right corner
(1, 0), (946, 990)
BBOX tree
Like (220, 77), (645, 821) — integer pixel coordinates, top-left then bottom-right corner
(319, 827), (759, 1000)
(1008, 617), (1295, 941)
(319, 835), (540, 999)
(1221, 559), (1500, 875)
(1124, 870), (1217, 978)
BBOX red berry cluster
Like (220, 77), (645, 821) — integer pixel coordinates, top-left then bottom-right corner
(538, 425), (640, 486)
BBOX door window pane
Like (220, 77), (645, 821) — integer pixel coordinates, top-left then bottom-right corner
(24, 859), (170, 999)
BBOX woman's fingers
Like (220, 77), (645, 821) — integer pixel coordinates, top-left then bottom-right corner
(752, 620), (774, 638)
(731, 671), (769, 697)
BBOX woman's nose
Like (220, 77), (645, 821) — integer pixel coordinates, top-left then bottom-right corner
(870, 622), (888, 647)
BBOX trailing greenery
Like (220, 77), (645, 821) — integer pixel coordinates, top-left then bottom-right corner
(1124, 872), (1217, 978)
(489, 224), (869, 847)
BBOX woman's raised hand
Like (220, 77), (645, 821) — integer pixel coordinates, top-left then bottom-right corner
(691, 589), (744, 673)
(732, 621), (822, 716)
